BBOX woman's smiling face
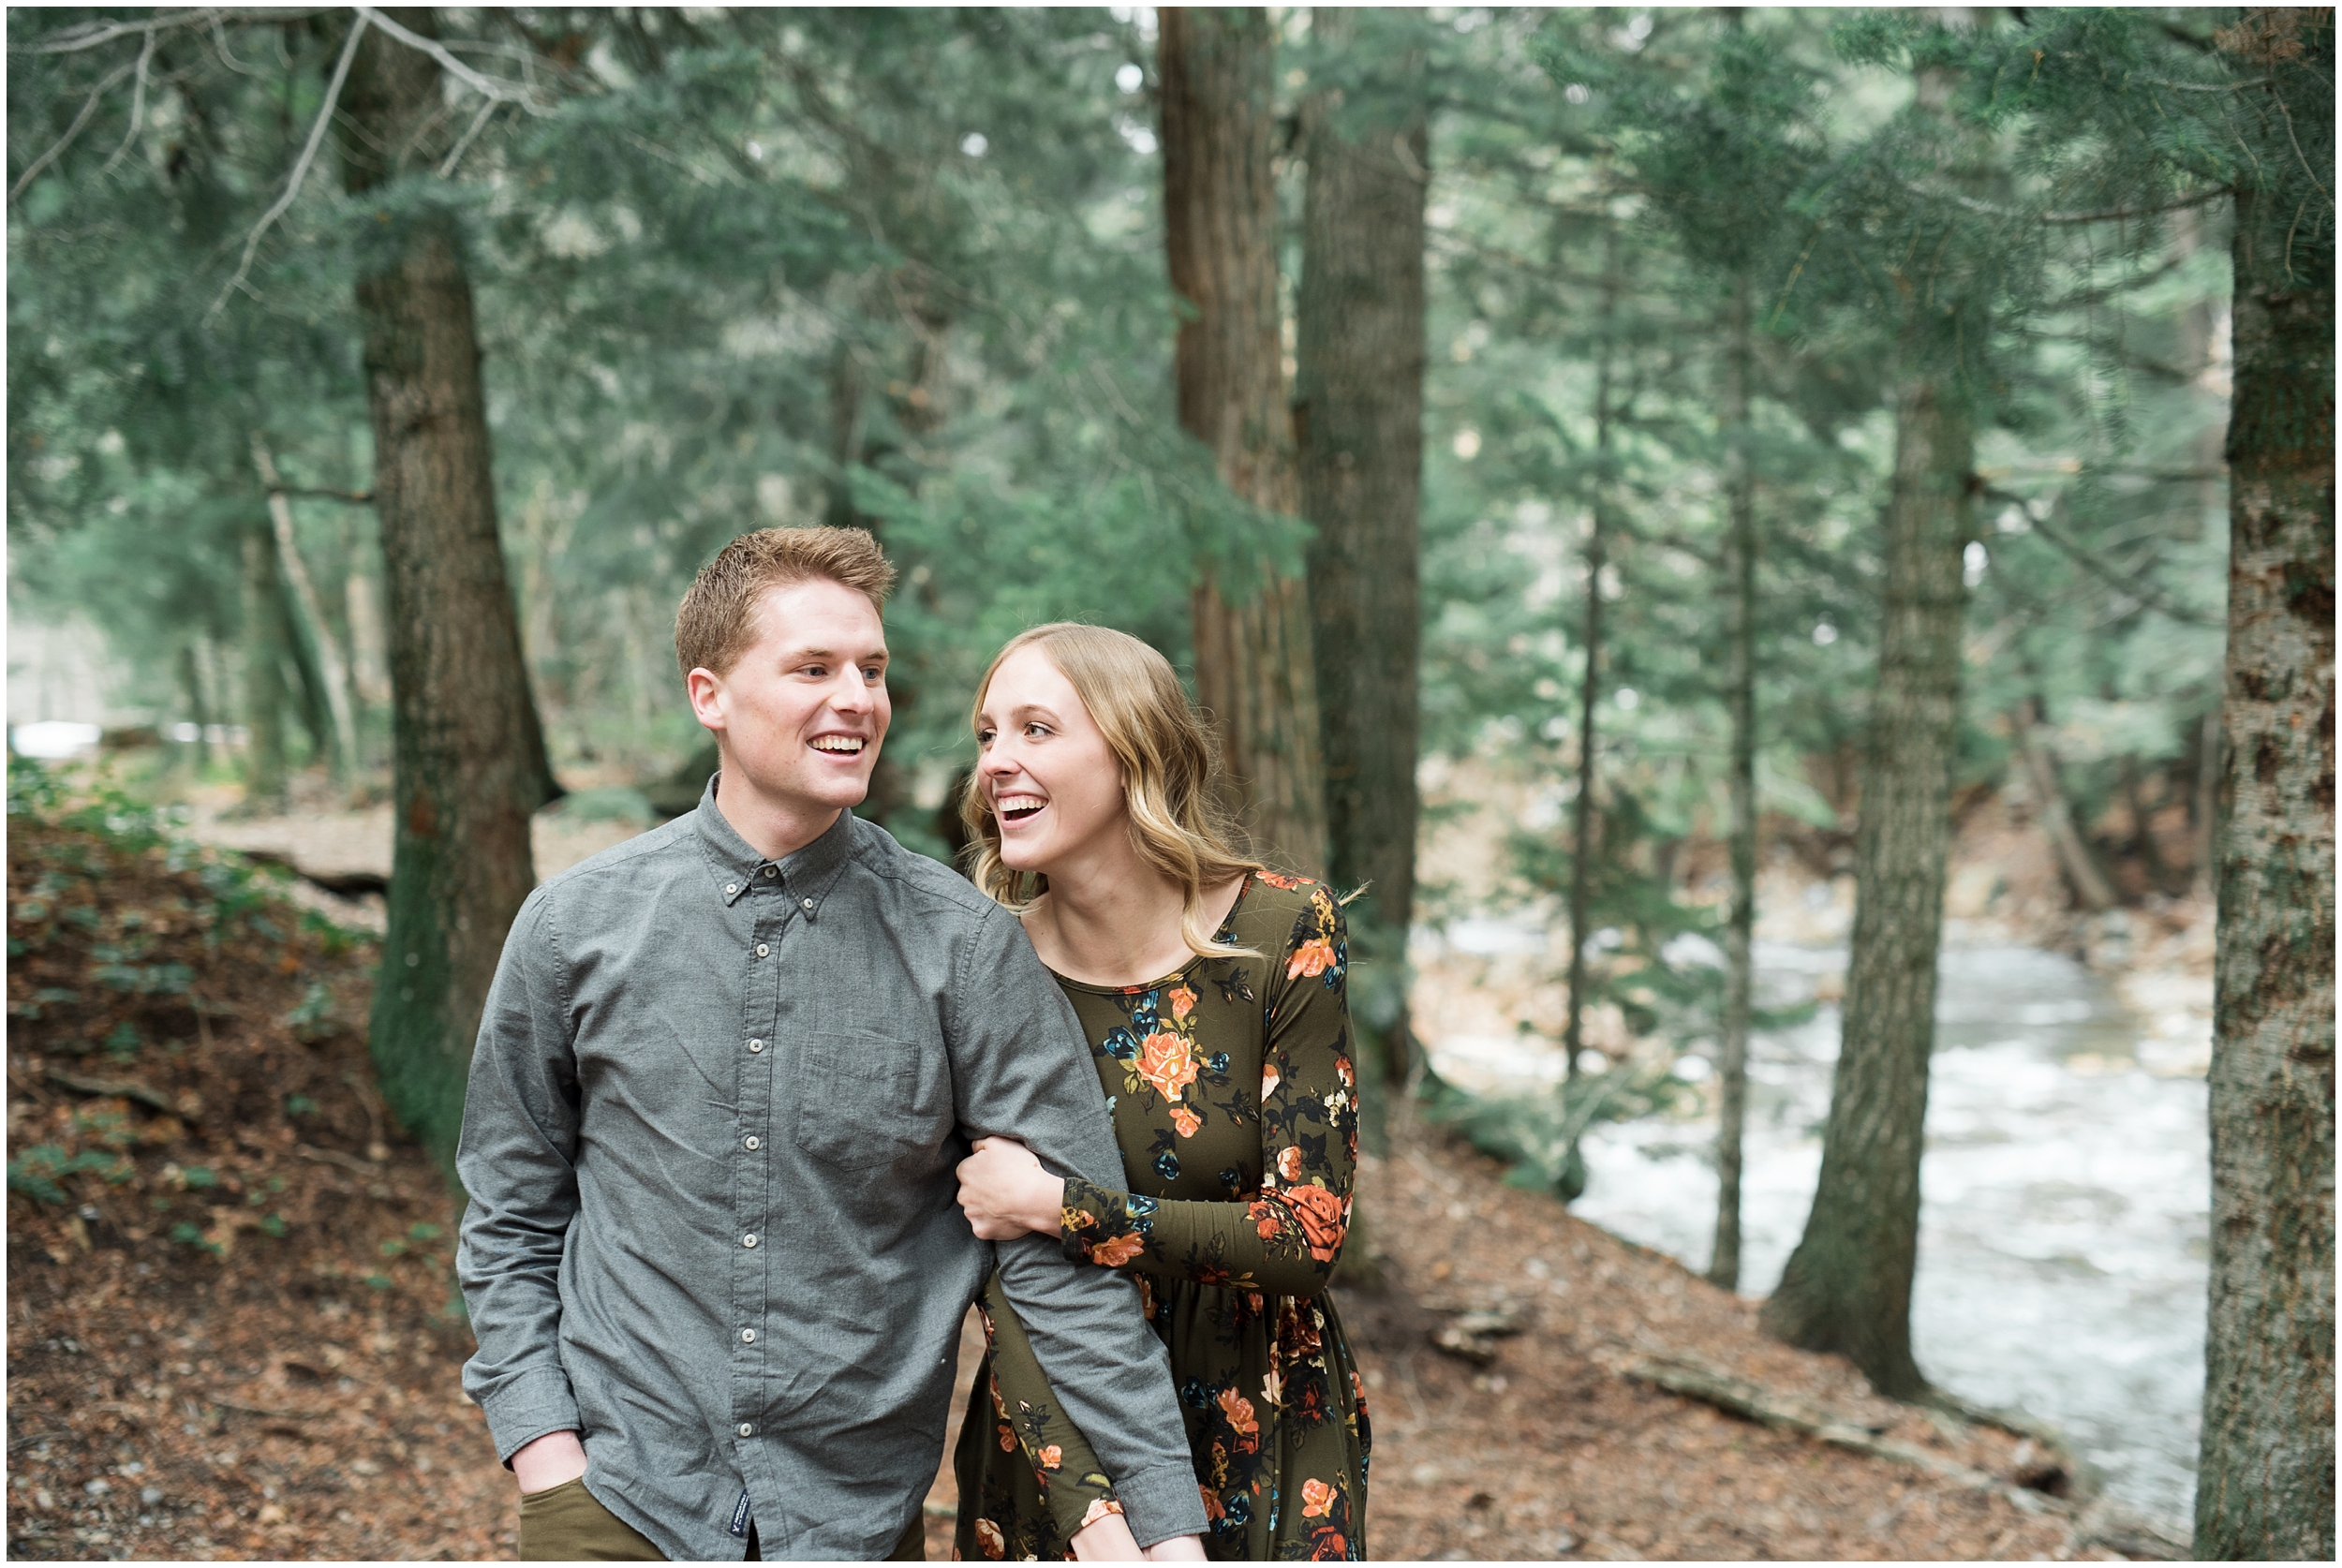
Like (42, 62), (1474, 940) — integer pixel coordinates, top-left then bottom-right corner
(973, 643), (1127, 875)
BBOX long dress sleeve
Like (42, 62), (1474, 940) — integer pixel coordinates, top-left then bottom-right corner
(1059, 880), (1358, 1296)
(971, 1267), (1129, 1547)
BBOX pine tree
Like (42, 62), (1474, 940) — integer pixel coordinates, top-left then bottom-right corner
(335, 11), (560, 1165)
(1297, 6), (1430, 1083)
(1159, 6), (1328, 875)
(2197, 10), (2334, 1558)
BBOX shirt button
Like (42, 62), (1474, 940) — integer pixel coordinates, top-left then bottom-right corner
(801, 898), (815, 910)
(724, 882), (738, 895)
(742, 1234), (759, 1249)
(738, 1423), (755, 1438)
(740, 1328), (756, 1344)
(744, 1135), (761, 1151)
(748, 1039), (765, 1054)
(754, 942), (770, 957)
(762, 865), (778, 878)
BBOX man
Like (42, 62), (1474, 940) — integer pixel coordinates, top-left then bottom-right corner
(457, 527), (1208, 1561)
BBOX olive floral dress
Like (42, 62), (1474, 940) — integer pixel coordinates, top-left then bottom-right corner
(953, 873), (1369, 1562)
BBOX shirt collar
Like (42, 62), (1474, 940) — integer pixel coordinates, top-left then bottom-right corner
(691, 773), (858, 919)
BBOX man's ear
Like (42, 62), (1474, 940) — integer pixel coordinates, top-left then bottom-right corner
(686, 667), (727, 733)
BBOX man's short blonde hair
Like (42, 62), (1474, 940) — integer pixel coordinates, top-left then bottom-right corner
(674, 526), (897, 680)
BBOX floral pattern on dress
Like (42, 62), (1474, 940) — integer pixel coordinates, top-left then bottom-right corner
(954, 875), (1369, 1563)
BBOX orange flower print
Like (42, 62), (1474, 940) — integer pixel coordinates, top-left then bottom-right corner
(1301, 1478), (1335, 1518)
(1037, 1444), (1062, 1472)
(1136, 1030), (1198, 1102)
(1262, 1366), (1283, 1406)
(1062, 1207), (1097, 1232)
(1288, 936), (1338, 980)
(1170, 984), (1197, 1020)
(1172, 1106), (1202, 1138)
(1260, 1064), (1281, 1102)
(974, 1517), (1006, 1560)
(1254, 869), (1305, 889)
(997, 1423), (1016, 1453)
(1255, 1183), (1348, 1263)
(1335, 1054), (1354, 1088)
(1276, 1146), (1305, 1184)
(1081, 1499), (1125, 1530)
(1199, 1487), (1227, 1523)
(1217, 1386), (1259, 1452)
(1089, 1231), (1148, 1268)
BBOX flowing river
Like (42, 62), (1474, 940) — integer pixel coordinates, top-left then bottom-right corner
(1420, 930), (2209, 1533)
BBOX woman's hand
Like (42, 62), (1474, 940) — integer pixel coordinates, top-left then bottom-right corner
(956, 1135), (1066, 1241)
(1067, 1511), (1145, 1561)
(510, 1429), (587, 1494)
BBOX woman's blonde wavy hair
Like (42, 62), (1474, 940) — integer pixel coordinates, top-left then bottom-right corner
(960, 623), (1264, 960)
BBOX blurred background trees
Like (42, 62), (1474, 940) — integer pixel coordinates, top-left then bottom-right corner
(7, 5), (2328, 1549)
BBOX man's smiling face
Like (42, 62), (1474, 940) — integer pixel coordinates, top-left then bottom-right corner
(689, 577), (890, 822)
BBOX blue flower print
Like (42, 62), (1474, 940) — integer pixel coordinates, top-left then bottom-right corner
(1153, 1150), (1179, 1182)
(1103, 1026), (1139, 1061)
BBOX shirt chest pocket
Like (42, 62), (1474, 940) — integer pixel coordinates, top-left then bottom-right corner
(793, 1031), (942, 1173)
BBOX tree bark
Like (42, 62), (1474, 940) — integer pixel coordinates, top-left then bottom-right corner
(254, 435), (360, 783)
(238, 522), (290, 809)
(337, 10), (559, 1167)
(2196, 13), (2335, 1559)
(1562, 214), (1623, 1084)
(1710, 275), (1757, 1293)
(1296, 6), (1427, 1087)
(1160, 6), (1328, 877)
(1760, 371), (1973, 1399)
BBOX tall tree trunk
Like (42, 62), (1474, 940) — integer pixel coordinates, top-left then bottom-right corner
(1562, 214), (1623, 1083)
(337, 10), (558, 1168)
(1760, 370), (1973, 1399)
(238, 522), (290, 809)
(1710, 275), (1757, 1293)
(178, 643), (213, 772)
(1296, 6), (1427, 1087)
(253, 435), (360, 783)
(2196, 12), (2335, 1559)
(1160, 6), (1328, 877)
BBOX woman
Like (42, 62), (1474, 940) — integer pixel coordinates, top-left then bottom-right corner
(950, 623), (1368, 1563)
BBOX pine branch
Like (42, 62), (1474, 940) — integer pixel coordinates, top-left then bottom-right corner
(204, 11), (370, 320)
(7, 58), (135, 201)
(1984, 485), (2220, 628)
(96, 26), (157, 176)
(348, 6), (554, 111)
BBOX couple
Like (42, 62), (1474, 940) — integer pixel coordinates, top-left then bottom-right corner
(456, 526), (1368, 1562)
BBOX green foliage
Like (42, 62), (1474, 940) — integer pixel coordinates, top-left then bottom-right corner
(7, 1145), (130, 1206)
(1424, 1063), (1696, 1204)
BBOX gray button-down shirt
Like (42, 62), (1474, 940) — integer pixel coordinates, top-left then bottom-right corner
(456, 781), (1206, 1560)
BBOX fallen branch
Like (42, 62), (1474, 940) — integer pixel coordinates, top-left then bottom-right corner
(293, 1143), (378, 1176)
(206, 1395), (324, 1420)
(43, 1068), (182, 1118)
(1625, 1354), (2068, 1516)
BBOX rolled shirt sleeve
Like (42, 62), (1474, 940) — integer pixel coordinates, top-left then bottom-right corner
(946, 904), (1208, 1547)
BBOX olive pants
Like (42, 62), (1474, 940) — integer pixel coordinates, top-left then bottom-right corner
(519, 1477), (925, 1561)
